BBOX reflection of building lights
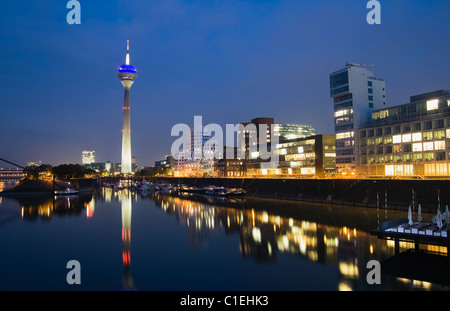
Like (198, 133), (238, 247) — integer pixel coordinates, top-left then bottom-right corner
(396, 277), (432, 290)
(339, 261), (359, 278)
(252, 227), (261, 244)
(370, 245), (374, 254)
(338, 281), (353, 291)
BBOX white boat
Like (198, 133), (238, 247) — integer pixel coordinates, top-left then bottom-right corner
(54, 188), (79, 195)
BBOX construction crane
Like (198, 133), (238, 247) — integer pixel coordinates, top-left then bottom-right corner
(346, 62), (375, 68)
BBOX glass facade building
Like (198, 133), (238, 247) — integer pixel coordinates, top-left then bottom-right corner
(273, 124), (316, 140)
(357, 90), (450, 177)
(330, 64), (386, 175)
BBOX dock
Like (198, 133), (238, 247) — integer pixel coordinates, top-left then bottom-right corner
(371, 217), (450, 255)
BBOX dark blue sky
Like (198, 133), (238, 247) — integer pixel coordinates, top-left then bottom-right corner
(1, 0), (450, 168)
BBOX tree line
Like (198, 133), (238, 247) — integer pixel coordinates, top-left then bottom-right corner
(23, 164), (96, 179)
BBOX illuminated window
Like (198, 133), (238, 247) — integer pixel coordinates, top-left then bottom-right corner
(288, 168), (293, 175)
(402, 134), (411, 143)
(423, 131), (433, 141)
(251, 151), (260, 158)
(393, 145), (402, 153)
(384, 137), (393, 144)
(436, 163), (448, 175)
(434, 141), (445, 150)
(447, 129), (450, 139)
(336, 132), (354, 140)
(395, 165), (404, 175)
(413, 143), (423, 152)
(286, 154), (306, 161)
(425, 164), (435, 175)
(404, 154), (412, 162)
(385, 165), (395, 176)
(298, 146), (304, 153)
(335, 109), (353, 117)
(424, 152), (434, 161)
(373, 110), (389, 120)
(427, 99), (439, 111)
(393, 135), (402, 144)
(412, 132), (422, 142)
(404, 165), (414, 175)
(423, 142), (434, 151)
(280, 149), (287, 155)
(300, 167), (316, 175)
(434, 130), (445, 139)
(325, 153), (336, 157)
(413, 153), (423, 162)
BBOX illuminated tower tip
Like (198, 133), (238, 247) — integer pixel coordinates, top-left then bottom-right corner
(126, 40), (130, 65)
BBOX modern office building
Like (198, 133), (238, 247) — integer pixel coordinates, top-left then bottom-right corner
(118, 40), (137, 175)
(273, 124), (316, 140)
(330, 63), (386, 175)
(357, 90), (450, 177)
(155, 155), (175, 169)
(82, 150), (95, 165)
(276, 134), (336, 178)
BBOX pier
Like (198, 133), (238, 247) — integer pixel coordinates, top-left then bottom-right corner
(371, 217), (450, 256)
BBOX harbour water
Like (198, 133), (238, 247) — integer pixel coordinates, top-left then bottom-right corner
(0, 181), (449, 291)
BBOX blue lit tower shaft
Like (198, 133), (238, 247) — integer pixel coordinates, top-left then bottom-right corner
(118, 40), (137, 174)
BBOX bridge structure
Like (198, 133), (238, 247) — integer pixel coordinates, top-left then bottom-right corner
(0, 157), (25, 180)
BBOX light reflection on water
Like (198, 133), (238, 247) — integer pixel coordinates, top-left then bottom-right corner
(0, 184), (449, 291)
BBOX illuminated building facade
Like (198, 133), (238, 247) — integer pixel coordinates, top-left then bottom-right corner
(118, 40), (137, 175)
(174, 160), (200, 177)
(276, 134), (336, 178)
(82, 150), (95, 165)
(330, 64), (386, 175)
(216, 147), (246, 178)
(357, 90), (450, 177)
(273, 124), (316, 140)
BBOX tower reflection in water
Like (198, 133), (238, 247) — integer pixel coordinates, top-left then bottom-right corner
(119, 190), (135, 291)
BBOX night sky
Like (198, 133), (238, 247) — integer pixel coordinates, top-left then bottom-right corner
(1, 0), (450, 168)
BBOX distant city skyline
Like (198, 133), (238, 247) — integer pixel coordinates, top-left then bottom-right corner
(1, 1), (450, 168)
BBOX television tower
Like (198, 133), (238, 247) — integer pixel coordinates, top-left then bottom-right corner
(118, 40), (137, 175)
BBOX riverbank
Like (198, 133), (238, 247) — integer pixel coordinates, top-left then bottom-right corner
(147, 177), (450, 214)
(0, 178), (96, 196)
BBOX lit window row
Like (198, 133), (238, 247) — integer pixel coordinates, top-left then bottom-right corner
(334, 108), (353, 118)
(336, 132), (354, 140)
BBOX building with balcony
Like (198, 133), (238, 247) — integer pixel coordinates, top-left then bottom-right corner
(330, 63), (386, 175)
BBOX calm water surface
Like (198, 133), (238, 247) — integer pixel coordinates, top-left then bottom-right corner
(0, 181), (448, 291)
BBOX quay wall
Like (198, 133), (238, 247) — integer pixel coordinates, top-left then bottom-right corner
(149, 177), (450, 214)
